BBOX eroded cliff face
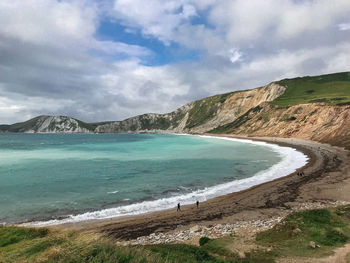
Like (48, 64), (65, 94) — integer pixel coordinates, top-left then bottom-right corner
(2, 74), (349, 149)
(94, 103), (194, 133)
(186, 83), (286, 133)
(212, 103), (350, 149)
(94, 83), (286, 134)
(25, 116), (92, 133)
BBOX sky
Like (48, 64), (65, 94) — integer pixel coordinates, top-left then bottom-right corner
(0, 0), (350, 124)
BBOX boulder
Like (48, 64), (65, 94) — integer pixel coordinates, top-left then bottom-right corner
(190, 225), (201, 233)
(293, 228), (302, 234)
(309, 241), (316, 249)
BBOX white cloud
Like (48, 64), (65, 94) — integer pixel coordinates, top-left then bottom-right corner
(208, 0), (350, 46)
(1, 0), (350, 124)
(0, 0), (96, 46)
(112, 0), (197, 44)
(0, 0), (150, 58)
(229, 48), (242, 63)
(338, 23), (350, 31)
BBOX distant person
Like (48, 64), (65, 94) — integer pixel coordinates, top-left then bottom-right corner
(196, 200), (199, 208)
(177, 203), (181, 212)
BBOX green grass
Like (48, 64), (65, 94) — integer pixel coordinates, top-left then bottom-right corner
(186, 92), (234, 129)
(0, 226), (274, 263)
(256, 206), (350, 258)
(0, 226), (48, 247)
(0, 116), (96, 133)
(139, 115), (172, 130)
(74, 119), (98, 131)
(0, 227), (160, 263)
(149, 242), (275, 263)
(209, 105), (262, 134)
(273, 72), (350, 106)
(0, 116), (42, 132)
(2, 206), (350, 262)
(149, 244), (218, 262)
(199, 236), (211, 246)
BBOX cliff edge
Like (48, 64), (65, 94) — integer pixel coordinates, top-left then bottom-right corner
(1, 72), (349, 148)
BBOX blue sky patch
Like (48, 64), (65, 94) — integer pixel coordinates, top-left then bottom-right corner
(96, 19), (201, 66)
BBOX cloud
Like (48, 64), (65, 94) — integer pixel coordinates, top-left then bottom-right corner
(338, 23), (350, 31)
(229, 49), (242, 64)
(208, 0), (350, 44)
(1, 0), (350, 124)
(112, 0), (197, 44)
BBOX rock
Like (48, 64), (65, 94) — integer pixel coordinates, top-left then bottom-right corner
(190, 225), (201, 233)
(293, 228), (302, 234)
(345, 212), (350, 219)
(309, 241), (316, 249)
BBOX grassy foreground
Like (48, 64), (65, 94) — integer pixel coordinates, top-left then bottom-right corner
(1, 206), (350, 263)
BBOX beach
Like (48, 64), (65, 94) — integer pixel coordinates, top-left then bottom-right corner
(48, 135), (350, 246)
(23, 133), (306, 226)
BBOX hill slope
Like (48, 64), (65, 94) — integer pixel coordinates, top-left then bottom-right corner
(0, 72), (349, 148)
(273, 72), (350, 106)
(95, 83), (286, 133)
(209, 72), (350, 148)
(0, 116), (95, 133)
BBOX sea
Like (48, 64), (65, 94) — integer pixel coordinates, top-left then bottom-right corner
(0, 133), (308, 226)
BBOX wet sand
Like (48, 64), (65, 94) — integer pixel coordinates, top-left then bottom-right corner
(52, 135), (350, 241)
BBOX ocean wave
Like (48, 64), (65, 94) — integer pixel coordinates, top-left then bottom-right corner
(107, 190), (119, 194)
(26, 135), (308, 226)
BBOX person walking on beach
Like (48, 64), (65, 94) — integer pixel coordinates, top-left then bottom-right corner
(196, 200), (199, 208)
(177, 203), (181, 212)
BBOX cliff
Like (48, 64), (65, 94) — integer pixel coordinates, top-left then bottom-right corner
(95, 82), (286, 134)
(94, 103), (193, 133)
(210, 103), (350, 148)
(1, 72), (349, 148)
(0, 116), (94, 133)
(209, 72), (350, 149)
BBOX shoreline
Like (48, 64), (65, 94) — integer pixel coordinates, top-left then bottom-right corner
(45, 134), (350, 243)
(23, 133), (308, 227)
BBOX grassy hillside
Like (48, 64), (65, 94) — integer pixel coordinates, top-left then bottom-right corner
(257, 206), (350, 258)
(273, 72), (350, 106)
(74, 118), (97, 131)
(1, 206), (350, 263)
(185, 92), (234, 129)
(209, 105), (262, 134)
(1, 72), (350, 135)
(0, 116), (43, 133)
(0, 116), (96, 133)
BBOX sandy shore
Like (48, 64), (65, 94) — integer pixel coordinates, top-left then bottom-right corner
(52, 135), (350, 243)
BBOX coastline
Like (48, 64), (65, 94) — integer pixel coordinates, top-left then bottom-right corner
(45, 134), (350, 244)
(24, 133), (307, 227)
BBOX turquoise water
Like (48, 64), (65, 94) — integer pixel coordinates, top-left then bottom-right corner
(0, 133), (288, 224)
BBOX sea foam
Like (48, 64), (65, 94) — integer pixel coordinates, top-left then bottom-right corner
(27, 135), (308, 226)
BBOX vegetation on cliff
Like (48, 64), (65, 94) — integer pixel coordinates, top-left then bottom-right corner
(273, 72), (350, 106)
(185, 92), (233, 129)
(0, 72), (349, 150)
(209, 105), (263, 134)
(0, 116), (43, 133)
(0, 116), (95, 133)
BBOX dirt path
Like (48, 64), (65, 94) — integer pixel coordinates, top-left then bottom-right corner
(277, 243), (350, 263)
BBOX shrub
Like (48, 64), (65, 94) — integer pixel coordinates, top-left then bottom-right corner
(322, 229), (348, 246)
(199, 236), (211, 246)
